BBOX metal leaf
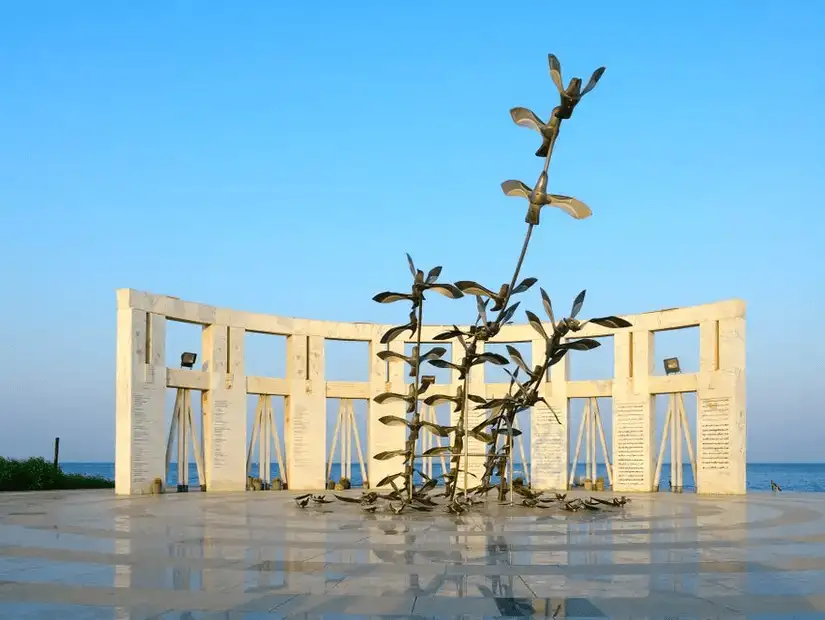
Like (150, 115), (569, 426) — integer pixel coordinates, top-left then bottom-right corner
(373, 292), (415, 304)
(380, 323), (415, 344)
(433, 329), (464, 341)
(420, 421), (453, 437)
(422, 446), (452, 457)
(378, 415), (411, 428)
(571, 290), (586, 319)
(547, 348), (567, 367)
(581, 66), (606, 96)
(455, 281), (496, 297)
(499, 302), (521, 325)
(477, 398), (508, 410)
(548, 194), (592, 220)
(421, 346), (447, 361)
(475, 352), (509, 366)
(476, 296), (489, 325)
(501, 179), (531, 198)
(373, 449), (409, 461)
(511, 277), (537, 295)
(509, 106), (544, 132)
(428, 359), (462, 372)
(563, 338), (601, 351)
(423, 393), (455, 406)
(539, 288), (556, 329)
(506, 345), (532, 376)
(589, 316), (632, 329)
(426, 265), (442, 283)
(373, 392), (409, 404)
(426, 283), (463, 299)
(525, 310), (549, 341)
(375, 473), (403, 488)
(468, 394), (487, 404)
(376, 350), (409, 363)
(406, 253), (416, 278)
(548, 54), (564, 93)
(418, 478), (439, 494)
(334, 494), (362, 504)
(468, 429), (493, 444)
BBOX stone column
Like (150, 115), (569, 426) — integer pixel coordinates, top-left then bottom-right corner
(612, 330), (655, 492)
(368, 336), (406, 489)
(202, 324), (246, 492)
(531, 337), (568, 490)
(285, 334), (326, 490)
(115, 294), (167, 495)
(696, 316), (746, 494)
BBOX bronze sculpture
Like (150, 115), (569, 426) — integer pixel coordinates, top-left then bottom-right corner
(333, 51), (631, 514)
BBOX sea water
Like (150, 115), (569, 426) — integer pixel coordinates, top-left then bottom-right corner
(59, 462), (825, 492)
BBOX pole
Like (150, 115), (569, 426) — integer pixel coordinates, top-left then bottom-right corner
(53, 437), (60, 470)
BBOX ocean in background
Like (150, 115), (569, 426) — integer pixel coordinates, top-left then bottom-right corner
(59, 462), (825, 492)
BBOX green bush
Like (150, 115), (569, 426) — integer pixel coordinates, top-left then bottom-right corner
(0, 457), (114, 492)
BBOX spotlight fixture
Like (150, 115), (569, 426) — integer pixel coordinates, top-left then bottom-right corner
(663, 357), (681, 375)
(180, 352), (198, 369)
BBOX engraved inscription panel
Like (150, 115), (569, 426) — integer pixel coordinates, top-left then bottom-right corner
(700, 396), (731, 471)
(614, 402), (646, 487)
(131, 392), (151, 482)
(212, 399), (229, 470)
(531, 403), (566, 488)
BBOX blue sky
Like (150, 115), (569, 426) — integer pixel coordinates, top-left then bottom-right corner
(1, 2), (823, 464)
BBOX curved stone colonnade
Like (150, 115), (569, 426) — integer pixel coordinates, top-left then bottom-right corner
(115, 289), (746, 496)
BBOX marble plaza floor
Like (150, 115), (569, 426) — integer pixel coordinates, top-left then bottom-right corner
(1, 490), (824, 620)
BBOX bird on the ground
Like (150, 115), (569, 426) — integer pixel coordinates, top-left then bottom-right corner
(294, 494), (310, 508)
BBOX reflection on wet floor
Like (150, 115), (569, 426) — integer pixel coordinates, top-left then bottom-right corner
(1, 490), (825, 618)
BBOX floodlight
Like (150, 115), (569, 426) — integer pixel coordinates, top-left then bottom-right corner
(180, 352), (198, 369)
(663, 357), (681, 375)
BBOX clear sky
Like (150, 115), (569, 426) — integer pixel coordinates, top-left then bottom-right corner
(1, 2), (823, 464)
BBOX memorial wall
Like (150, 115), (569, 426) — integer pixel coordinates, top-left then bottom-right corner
(115, 289), (746, 496)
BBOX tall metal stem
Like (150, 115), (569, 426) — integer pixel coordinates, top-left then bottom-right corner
(403, 300), (426, 502)
(483, 125), (559, 493)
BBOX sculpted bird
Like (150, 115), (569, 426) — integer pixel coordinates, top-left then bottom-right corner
(501, 172), (591, 224)
(548, 54), (605, 120)
(510, 106), (562, 158)
(295, 494), (311, 508)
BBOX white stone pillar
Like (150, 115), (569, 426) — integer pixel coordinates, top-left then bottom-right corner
(612, 329), (655, 492)
(285, 334), (326, 490)
(531, 337), (569, 490)
(696, 315), (746, 494)
(115, 291), (167, 495)
(368, 336), (406, 489)
(202, 324), (247, 492)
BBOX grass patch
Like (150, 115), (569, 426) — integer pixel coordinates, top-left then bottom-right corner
(0, 457), (114, 492)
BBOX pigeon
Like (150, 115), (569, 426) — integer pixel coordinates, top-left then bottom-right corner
(295, 494), (310, 508)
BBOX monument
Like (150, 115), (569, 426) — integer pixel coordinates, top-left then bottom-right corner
(115, 289), (746, 496)
(115, 51), (745, 500)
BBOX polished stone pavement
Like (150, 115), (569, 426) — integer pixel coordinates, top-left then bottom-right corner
(1, 489), (824, 619)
